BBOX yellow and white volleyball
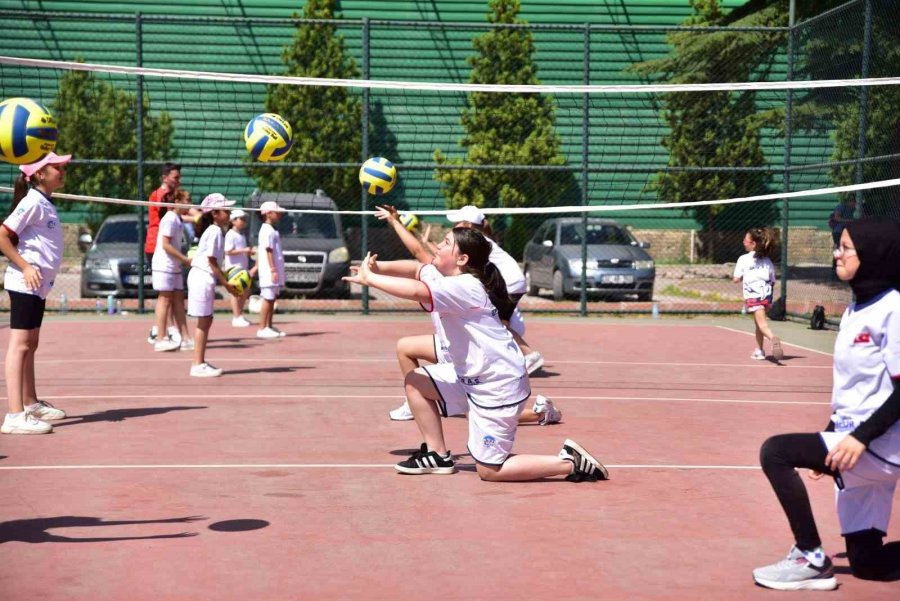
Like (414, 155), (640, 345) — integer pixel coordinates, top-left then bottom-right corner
(399, 212), (418, 232)
(0, 97), (59, 165)
(243, 113), (293, 162)
(187, 245), (199, 260)
(359, 156), (397, 196)
(226, 265), (252, 296)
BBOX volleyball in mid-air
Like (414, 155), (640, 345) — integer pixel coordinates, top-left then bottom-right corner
(399, 212), (418, 232)
(226, 265), (252, 296)
(0, 97), (59, 165)
(244, 113), (293, 162)
(359, 157), (397, 196)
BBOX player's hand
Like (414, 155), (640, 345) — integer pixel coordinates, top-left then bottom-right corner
(825, 434), (865, 473)
(271, 268), (278, 284)
(224, 283), (239, 297)
(420, 223), (433, 242)
(375, 205), (399, 223)
(344, 253), (374, 286)
(807, 470), (825, 481)
(22, 264), (42, 290)
(365, 252), (379, 274)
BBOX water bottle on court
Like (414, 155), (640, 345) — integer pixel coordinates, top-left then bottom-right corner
(741, 304), (747, 315)
(116, 299), (122, 314)
(107, 294), (116, 315)
(59, 293), (68, 314)
(95, 298), (102, 314)
(651, 302), (660, 319)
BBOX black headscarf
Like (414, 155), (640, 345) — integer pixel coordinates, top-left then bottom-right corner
(845, 218), (900, 304)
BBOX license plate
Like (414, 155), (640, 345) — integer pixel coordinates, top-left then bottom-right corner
(124, 275), (152, 285)
(601, 274), (634, 284)
(286, 271), (320, 283)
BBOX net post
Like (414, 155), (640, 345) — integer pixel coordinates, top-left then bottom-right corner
(780, 3), (796, 317)
(579, 23), (590, 317)
(360, 17), (370, 315)
(855, 0), (873, 213)
(136, 12), (146, 313)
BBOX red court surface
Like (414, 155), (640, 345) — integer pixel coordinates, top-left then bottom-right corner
(0, 315), (897, 600)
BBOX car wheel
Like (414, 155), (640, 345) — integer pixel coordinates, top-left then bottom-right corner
(552, 270), (565, 302)
(524, 266), (539, 296)
(637, 289), (653, 302)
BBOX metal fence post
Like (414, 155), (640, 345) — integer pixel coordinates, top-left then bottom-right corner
(360, 17), (370, 314)
(579, 23), (590, 317)
(780, 1), (795, 316)
(855, 0), (873, 213)
(136, 12), (146, 312)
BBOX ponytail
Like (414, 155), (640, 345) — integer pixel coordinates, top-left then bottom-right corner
(10, 173), (30, 214)
(747, 227), (777, 260)
(195, 211), (215, 238)
(452, 227), (514, 318)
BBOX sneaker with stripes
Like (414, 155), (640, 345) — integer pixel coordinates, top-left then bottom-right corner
(395, 443), (456, 475)
(559, 439), (608, 482)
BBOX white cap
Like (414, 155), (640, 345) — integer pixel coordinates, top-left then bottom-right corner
(200, 193), (236, 212)
(230, 209), (247, 220)
(446, 205), (485, 225)
(259, 200), (286, 214)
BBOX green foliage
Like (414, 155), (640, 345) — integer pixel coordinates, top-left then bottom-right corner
(51, 66), (175, 232)
(434, 0), (572, 258)
(247, 0), (362, 212)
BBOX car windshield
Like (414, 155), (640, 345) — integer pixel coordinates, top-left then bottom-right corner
(253, 213), (337, 239)
(559, 224), (634, 246)
(96, 220), (140, 244)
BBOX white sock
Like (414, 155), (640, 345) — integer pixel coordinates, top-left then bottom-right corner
(801, 546), (827, 567)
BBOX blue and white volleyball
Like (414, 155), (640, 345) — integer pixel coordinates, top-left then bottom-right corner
(359, 157), (397, 196)
(244, 113), (293, 162)
(0, 97), (58, 165)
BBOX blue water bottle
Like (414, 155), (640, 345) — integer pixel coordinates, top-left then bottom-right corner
(107, 294), (116, 315)
(59, 293), (68, 314)
(95, 298), (102, 313)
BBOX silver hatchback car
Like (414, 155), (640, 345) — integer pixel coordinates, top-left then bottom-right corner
(522, 217), (655, 301)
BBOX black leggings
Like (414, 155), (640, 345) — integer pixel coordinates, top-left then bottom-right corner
(760, 433), (900, 580)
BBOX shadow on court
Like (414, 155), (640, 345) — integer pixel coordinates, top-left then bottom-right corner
(224, 366), (311, 376)
(527, 369), (560, 378)
(765, 354), (806, 365)
(53, 406), (206, 428)
(0, 515), (206, 544)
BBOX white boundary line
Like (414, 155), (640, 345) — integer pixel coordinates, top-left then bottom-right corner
(714, 325), (834, 357)
(0, 463), (761, 471)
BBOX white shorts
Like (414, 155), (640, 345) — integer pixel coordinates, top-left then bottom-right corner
(187, 269), (216, 317)
(820, 431), (900, 535)
(421, 362), (528, 466)
(152, 271), (184, 292)
(260, 285), (281, 302)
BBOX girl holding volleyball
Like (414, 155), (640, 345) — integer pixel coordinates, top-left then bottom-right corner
(224, 209), (254, 327)
(0, 153), (71, 434)
(733, 227), (783, 361)
(150, 188), (192, 352)
(187, 194), (238, 378)
(344, 227), (605, 482)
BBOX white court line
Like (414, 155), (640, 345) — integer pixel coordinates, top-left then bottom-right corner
(0, 463), (761, 471)
(715, 325), (834, 357)
(19, 393), (830, 405)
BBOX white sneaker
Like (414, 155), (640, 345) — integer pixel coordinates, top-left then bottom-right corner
(179, 338), (195, 352)
(147, 326), (158, 345)
(167, 326), (182, 344)
(532, 394), (562, 425)
(2, 412), (52, 434)
(190, 363), (223, 378)
(232, 316), (251, 328)
(272, 327), (287, 337)
(525, 351), (545, 375)
(751, 348), (766, 361)
(25, 400), (66, 420)
(154, 339), (180, 352)
(389, 400), (414, 421)
(256, 327), (281, 339)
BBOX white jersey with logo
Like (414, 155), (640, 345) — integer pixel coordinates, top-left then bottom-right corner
(152, 211), (185, 274)
(830, 289), (900, 465)
(224, 229), (249, 271)
(257, 223), (284, 287)
(418, 263), (528, 408)
(488, 239), (526, 295)
(190, 223), (225, 276)
(733, 251), (775, 300)
(2, 188), (63, 299)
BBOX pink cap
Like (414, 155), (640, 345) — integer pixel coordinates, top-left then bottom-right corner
(200, 193), (236, 212)
(20, 152), (72, 181)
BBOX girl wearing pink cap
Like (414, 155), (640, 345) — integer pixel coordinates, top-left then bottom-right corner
(0, 153), (71, 434)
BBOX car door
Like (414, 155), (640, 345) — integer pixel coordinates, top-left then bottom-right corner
(532, 222), (557, 285)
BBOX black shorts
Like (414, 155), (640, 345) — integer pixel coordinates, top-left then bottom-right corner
(8, 289), (46, 330)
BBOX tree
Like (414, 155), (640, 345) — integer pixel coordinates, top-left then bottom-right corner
(247, 0), (362, 213)
(433, 0), (572, 257)
(51, 67), (175, 232)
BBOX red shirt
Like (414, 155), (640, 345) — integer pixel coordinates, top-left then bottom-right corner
(144, 186), (168, 254)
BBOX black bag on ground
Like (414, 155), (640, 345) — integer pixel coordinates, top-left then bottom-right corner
(810, 305), (826, 330)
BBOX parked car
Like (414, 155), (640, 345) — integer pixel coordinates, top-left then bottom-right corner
(80, 214), (157, 298)
(522, 217), (655, 301)
(246, 190), (351, 297)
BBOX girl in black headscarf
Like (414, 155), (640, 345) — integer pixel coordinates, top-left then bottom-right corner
(752, 218), (900, 590)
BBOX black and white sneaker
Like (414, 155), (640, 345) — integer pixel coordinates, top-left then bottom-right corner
(395, 443), (456, 475)
(559, 439), (608, 482)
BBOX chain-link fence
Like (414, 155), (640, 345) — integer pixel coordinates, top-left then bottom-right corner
(0, 1), (895, 319)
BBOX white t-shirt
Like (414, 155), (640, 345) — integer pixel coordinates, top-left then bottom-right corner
(257, 223), (284, 287)
(151, 211), (185, 274)
(190, 223), (225, 276)
(224, 229), (249, 271)
(2, 188), (64, 299)
(733, 251), (775, 300)
(830, 289), (900, 465)
(418, 263), (528, 408)
(488, 239), (526, 296)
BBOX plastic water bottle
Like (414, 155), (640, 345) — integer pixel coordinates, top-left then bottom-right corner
(59, 293), (68, 314)
(116, 299), (122, 314)
(95, 298), (102, 314)
(107, 294), (116, 315)
(651, 302), (660, 319)
(741, 304), (747, 315)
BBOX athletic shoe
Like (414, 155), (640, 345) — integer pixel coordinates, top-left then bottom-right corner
(559, 439), (608, 482)
(389, 400), (414, 421)
(771, 337), (784, 361)
(395, 443), (456, 475)
(525, 351), (545, 375)
(256, 327), (281, 339)
(751, 348), (766, 361)
(532, 395), (562, 425)
(167, 326), (182, 344)
(179, 338), (195, 352)
(752, 546), (837, 591)
(272, 327), (287, 337)
(190, 363), (223, 378)
(154, 339), (180, 352)
(147, 326), (158, 345)
(1, 412), (52, 435)
(25, 400), (66, 420)
(232, 316), (251, 328)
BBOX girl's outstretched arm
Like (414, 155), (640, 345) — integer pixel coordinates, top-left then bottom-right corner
(344, 253), (430, 304)
(375, 205), (433, 264)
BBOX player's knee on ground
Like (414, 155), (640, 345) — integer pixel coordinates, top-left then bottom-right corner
(845, 529), (900, 581)
(475, 462), (503, 482)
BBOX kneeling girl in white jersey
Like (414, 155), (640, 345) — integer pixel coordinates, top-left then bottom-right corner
(753, 219), (900, 590)
(345, 227), (607, 482)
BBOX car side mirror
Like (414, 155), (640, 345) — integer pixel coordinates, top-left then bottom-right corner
(638, 241), (651, 249)
(77, 232), (93, 252)
(542, 239), (553, 248)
